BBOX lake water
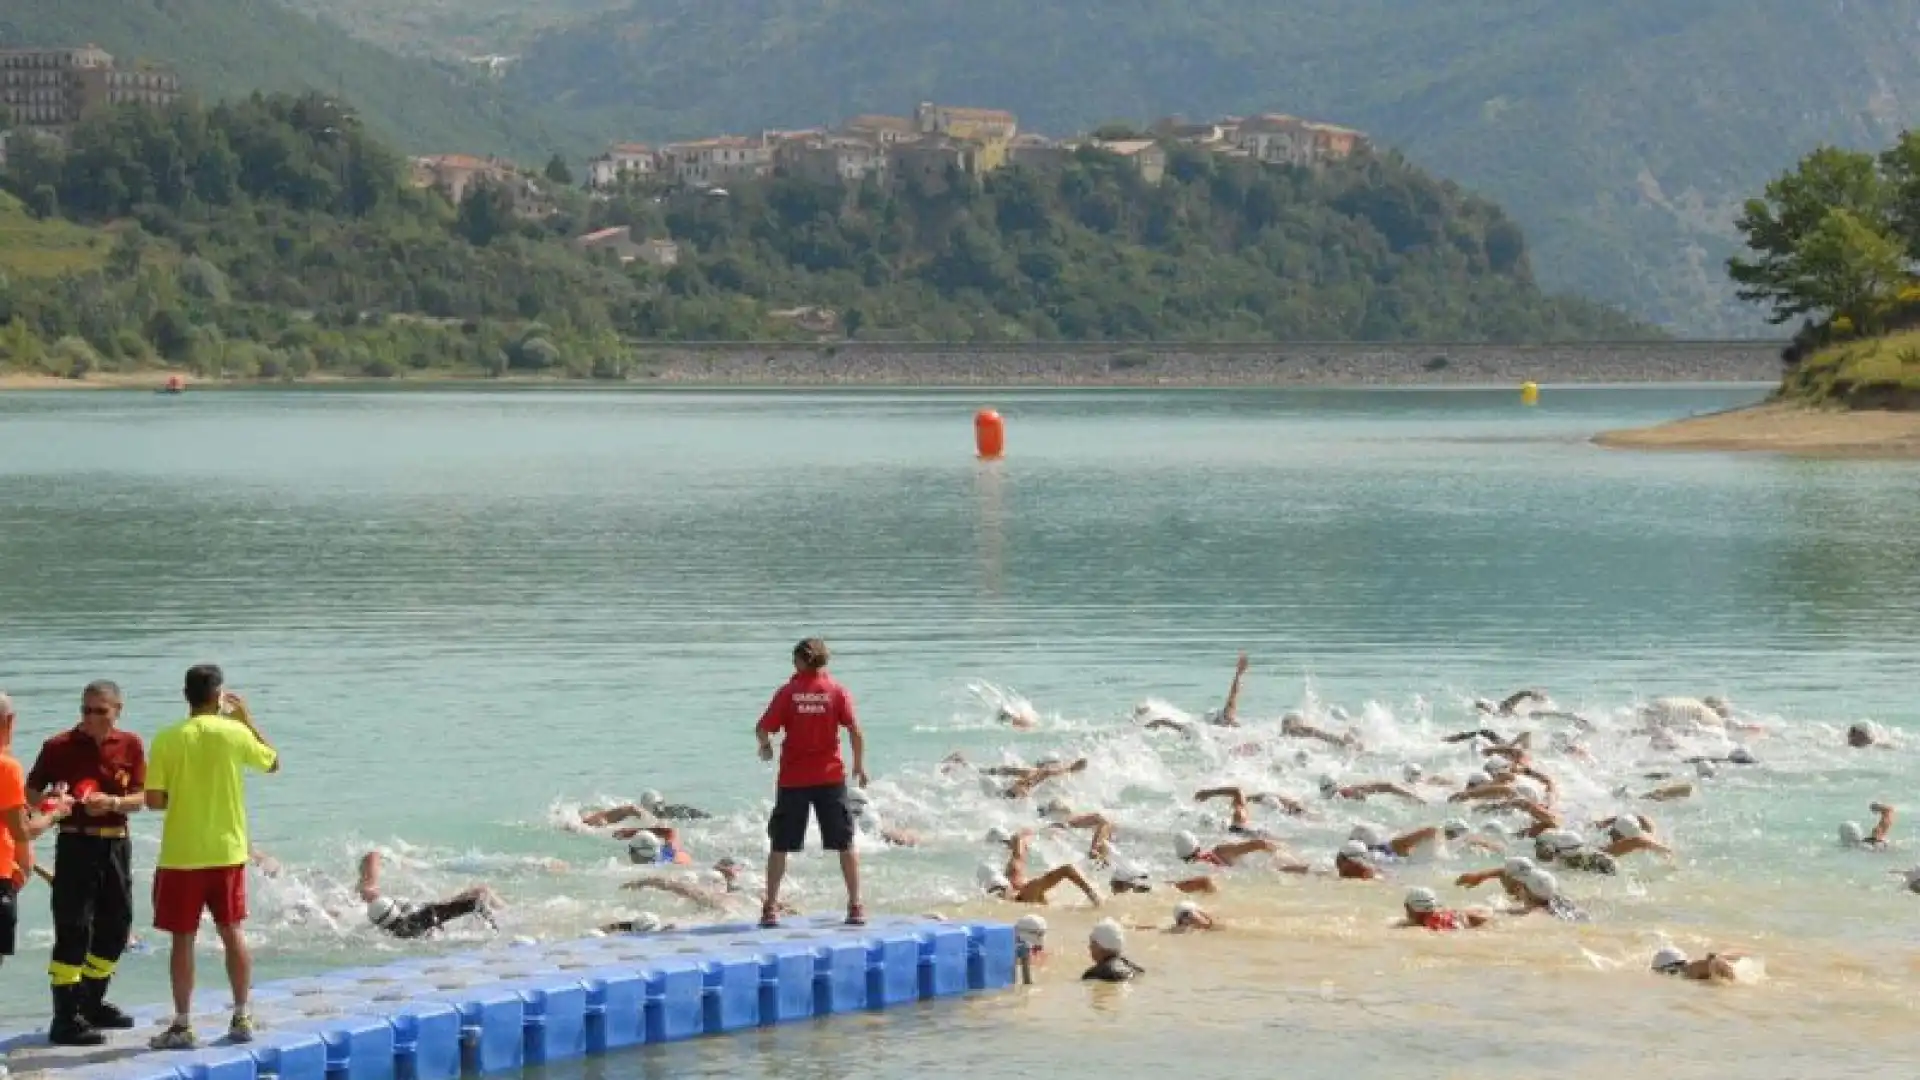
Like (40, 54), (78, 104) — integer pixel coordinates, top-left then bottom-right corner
(4, 383), (1920, 1076)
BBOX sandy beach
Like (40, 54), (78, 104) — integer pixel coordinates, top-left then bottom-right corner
(1595, 401), (1920, 457)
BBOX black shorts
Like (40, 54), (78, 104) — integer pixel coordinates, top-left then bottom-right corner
(0, 878), (16, 958)
(768, 784), (854, 853)
(387, 896), (482, 940)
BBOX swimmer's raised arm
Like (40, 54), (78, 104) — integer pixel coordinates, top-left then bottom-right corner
(1871, 803), (1897, 845)
(1444, 730), (1506, 745)
(1454, 868), (1503, 889)
(1217, 653), (1249, 726)
(1194, 786), (1246, 806)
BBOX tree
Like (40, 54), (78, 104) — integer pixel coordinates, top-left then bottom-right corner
(544, 154), (573, 186)
(456, 180), (516, 246)
(1791, 208), (1909, 329)
(1880, 131), (1920, 260)
(1728, 147), (1891, 323)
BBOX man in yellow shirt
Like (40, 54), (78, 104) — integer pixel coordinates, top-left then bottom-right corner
(143, 665), (280, 1051)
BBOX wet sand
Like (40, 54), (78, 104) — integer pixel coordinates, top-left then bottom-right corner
(1595, 402), (1920, 458)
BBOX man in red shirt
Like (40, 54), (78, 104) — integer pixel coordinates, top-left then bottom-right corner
(756, 638), (868, 928)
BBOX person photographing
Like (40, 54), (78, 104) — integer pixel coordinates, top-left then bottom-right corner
(25, 680), (146, 1046)
(144, 665), (280, 1051)
(755, 638), (868, 928)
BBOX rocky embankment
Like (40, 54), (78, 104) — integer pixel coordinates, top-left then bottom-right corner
(626, 342), (1782, 385)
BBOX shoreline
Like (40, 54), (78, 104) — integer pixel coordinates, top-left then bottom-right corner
(1594, 401), (1920, 457)
(0, 342), (1785, 391)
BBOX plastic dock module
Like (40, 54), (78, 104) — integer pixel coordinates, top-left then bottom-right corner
(0, 917), (1013, 1080)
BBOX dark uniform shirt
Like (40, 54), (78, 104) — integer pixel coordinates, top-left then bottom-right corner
(27, 727), (146, 830)
(1081, 956), (1144, 983)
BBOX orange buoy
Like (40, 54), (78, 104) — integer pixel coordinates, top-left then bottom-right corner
(974, 408), (1005, 459)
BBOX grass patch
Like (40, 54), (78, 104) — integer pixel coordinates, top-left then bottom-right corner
(1780, 330), (1920, 409)
(0, 192), (113, 278)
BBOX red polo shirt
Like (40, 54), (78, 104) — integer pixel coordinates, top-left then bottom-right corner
(27, 726), (146, 830)
(757, 672), (856, 789)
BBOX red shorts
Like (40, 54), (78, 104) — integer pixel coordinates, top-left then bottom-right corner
(152, 866), (248, 933)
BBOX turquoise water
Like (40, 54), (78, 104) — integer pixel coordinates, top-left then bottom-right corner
(4, 384), (1920, 1075)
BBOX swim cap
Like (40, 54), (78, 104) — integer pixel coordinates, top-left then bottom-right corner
(1443, 818), (1472, 839)
(1173, 900), (1203, 925)
(626, 833), (662, 863)
(1403, 887), (1440, 914)
(714, 857), (743, 874)
(1037, 753), (1063, 767)
(1349, 824), (1388, 849)
(1539, 829), (1582, 855)
(1610, 816), (1645, 840)
(1014, 913), (1047, 947)
(1465, 771), (1491, 789)
(1504, 856), (1536, 878)
(1849, 721), (1872, 739)
(1338, 840), (1369, 860)
(1318, 775), (1340, 796)
(1110, 863), (1150, 888)
(366, 897), (398, 927)
(1173, 831), (1202, 859)
(1089, 919), (1126, 953)
(1522, 869), (1558, 900)
(1728, 746), (1756, 765)
(1703, 695), (1731, 716)
(1651, 946), (1688, 973)
(984, 826), (1013, 846)
(1839, 822), (1865, 847)
(629, 912), (663, 933)
(1039, 798), (1073, 822)
(1695, 761), (1718, 779)
(1403, 763), (1424, 783)
(845, 788), (870, 816)
(640, 790), (665, 811)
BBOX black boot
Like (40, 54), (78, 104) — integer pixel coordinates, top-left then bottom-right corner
(49, 984), (106, 1047)
(80, 977), (135, 1030)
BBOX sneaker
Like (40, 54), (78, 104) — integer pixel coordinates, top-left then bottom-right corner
(227, 1013), (255, 1044)
(845, 904), (867, 927)
(149, 1023), (198, 1051)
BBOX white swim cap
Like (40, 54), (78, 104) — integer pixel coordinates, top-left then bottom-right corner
(629, 912), (663, 933)
(1443, 818), (1472, 839)
(1037, 753), (1063, 767)
(626, 832), (662, 863)
(1403, 887), (1440, 914)
(1486, 757), (1515, 776)
(1695, 761), (1718, 779)
(1088, 919), (1126, 953)
(640, 790), (665, 811)
(1522, 869), (1558, 900)
(1652, 946), (1688, 972)
(1349, 824), (1388, 849)
(984, 826), (1013, 846)
(1110, 863), (1150, 887)
(1173, 900), (1203, 924)
(1465, 771), (1491, 789)
(1839, 821), (1865, 847)
(366, 897), (398, 927)
(1014, 913), (1047, 947)
(1318, 775), (1340, 796)
(1338, 840), (1369, 860)
(1173, 831), (1202, 859)
(1539, 829), (1582, 855)
(1610, 816), (1645, 840)
(1403, 763), (1424, 782)
(1504, 856), (1536, 878)
(1512, 778), (1545, 804)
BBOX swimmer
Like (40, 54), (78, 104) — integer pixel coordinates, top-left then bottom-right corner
(1334, 840), (1384, 880)
(1685, 746), (1758, 767)
(1109, 862), (1221, 896)
(1592, 814), (1673, 859)
(1839, 803), (1896, 849)
(1651, 946), (1747, 982)
(1455, 855), (1536, 902)
(600, 911), (672, 934)
(1319, 775), (1424, 805)
(617, 828), (695, 865)
(1640, 695), (1763, 735)
(1398, 886), (1492, 930)
(1173, 829), (1295, 869)
(1014, 913), (1048, 961)
(979, 830), (1103, 907)
(1533, 829), (1618, 875)
(846, 787), (921, 847)
(1282, 712), (1361, 750)
(1443, 728), (1528, 749)
(1514, 868), (1585, 919)
(1475, 689), (1549, 718)
(1439, 818), (1506, 855)
(1208, 652), (1250, 727)
(998, 757), (1090, 800)
(357, 851), (500, 940)
(637, 790), (711, 821)
(1038, 806), (1117, 864)
(1350, 822), (1446, 860)
(1847, 721), (1893, 750)
(997, 702), (1040, 730)
(624, 857), (795, 916)
(1082, 920), (1143, 982)
(1625, 781), (1696, 802)
(1194, 786), (1308, 833)
(1169, 900), (1217, 932)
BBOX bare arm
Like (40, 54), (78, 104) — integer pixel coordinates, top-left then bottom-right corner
(3, 805), (31, 883)
(1220, 653), (1249, 724)
(1871, 803), (1895, 845)
(229, 695), (281, 774)
(848, 724), (867, 783)
(621, 878), (725, 910)
(1193, 787), (1242, 804)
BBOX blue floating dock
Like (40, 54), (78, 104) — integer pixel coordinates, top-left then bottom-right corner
(0, 916), (1015, 1079)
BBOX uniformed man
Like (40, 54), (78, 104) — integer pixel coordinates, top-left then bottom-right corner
(25, 680), (146, 1047)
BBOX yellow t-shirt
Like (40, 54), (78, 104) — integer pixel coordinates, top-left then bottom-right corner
(147, 713), (277, 870)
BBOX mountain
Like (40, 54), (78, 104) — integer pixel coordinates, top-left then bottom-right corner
(275, 0), (626, 58)
(0, 0), (585, 158)
(498, 0), (1920, 335)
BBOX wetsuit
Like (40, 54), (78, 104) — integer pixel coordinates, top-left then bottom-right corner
(1082, 956), (1144, 982)
(653, 803), (712, 821)
(27, 726), (144, 1030)
(371, 895), (488, 940)
(1556, 849), (1617, 875)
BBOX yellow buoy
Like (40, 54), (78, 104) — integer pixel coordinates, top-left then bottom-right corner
(1520, 381), (1539, 406)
